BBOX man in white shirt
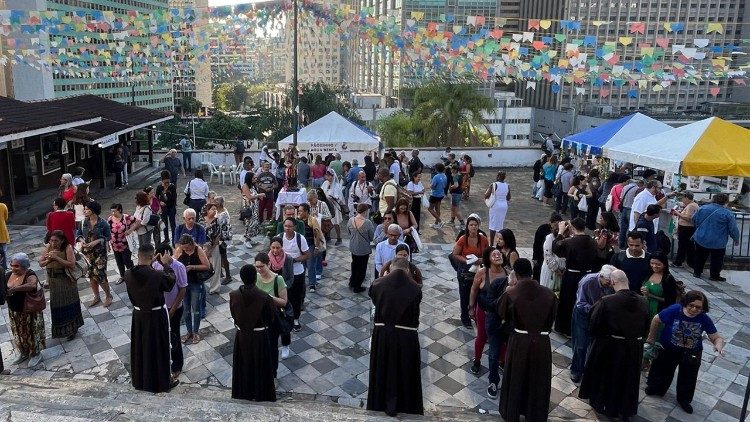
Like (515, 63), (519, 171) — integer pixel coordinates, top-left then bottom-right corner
(374, 224), (408, 278)
(389, 156), (401, 183)
(629, 180), (671, 231)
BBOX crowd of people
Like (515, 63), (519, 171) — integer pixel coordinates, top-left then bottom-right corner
(0, 143), (740, 420)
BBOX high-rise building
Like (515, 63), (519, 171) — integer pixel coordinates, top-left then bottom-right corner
(286, 0), (343, 86)
(169, 0), (212, 115)
(516, 0), (747, 113)
(0, 0), (11, 97)
(344, 0), (501, 107)
(9, 0), (174, 111)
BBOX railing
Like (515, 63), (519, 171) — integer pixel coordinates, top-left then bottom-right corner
(727, 211), (750, 260)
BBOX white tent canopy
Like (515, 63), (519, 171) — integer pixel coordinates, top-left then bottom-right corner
(278, 111), (380, 154)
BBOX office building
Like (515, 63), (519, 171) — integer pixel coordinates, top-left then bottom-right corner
(9, 0), (174, 111)
(169, 0), (212, 115)
(344, 0), (502, 107)
(516, 0), (747, 113)
(286, 2), (343, 86)
(0, 0), (11, 97)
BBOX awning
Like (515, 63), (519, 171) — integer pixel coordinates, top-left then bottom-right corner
(0, 96), (101, 144)
(562, 113), (672, 155)
(605, 117), (750, 176)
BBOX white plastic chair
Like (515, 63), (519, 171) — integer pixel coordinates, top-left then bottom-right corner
(227, 163), (240, 185)
(206, 162), (221, 183)
(218, 165), (231, 185)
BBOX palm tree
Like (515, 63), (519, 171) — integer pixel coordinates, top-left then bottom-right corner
(412, 82), (495, 147)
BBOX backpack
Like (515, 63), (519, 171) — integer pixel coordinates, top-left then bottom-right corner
(382, 180), (412, 205)
(618, 184), (637, 212)
(469, 164), (475, 178)
(655, 230), (672, 255)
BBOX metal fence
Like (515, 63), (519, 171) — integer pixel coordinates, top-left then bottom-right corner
(727, 211), (750, 260)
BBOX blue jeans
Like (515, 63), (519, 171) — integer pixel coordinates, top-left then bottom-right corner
(183, 283), (204, 334)
(619, 207), (631, 249)
(306, 244), (319, 287)
(182, 152), (192, 171)
(486, 312), (505, 386)
(570, 306), (591, 377)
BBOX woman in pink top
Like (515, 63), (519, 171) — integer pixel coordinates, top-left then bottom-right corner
(609, 174), (629, 215)
(145, 186), (162, 245)
(311, 155), (327, 188)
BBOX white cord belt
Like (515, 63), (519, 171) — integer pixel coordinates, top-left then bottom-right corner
(133, 305), (165, 311)
(235, 326), (268, 331)
(514, 328), (550, 335)
(611, 335), (643, 340)
(374, 323), (418, 331)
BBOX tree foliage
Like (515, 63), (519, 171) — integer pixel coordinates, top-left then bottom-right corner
(295, 82), (364, 126)
(179, 96), (202, 115)
(378, 82), (496, 148)
(213, 82), (272, 112)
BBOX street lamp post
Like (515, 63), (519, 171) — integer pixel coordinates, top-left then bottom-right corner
(292, 0), (299, 147)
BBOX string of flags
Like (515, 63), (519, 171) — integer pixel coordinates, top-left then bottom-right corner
(0, 1), (747, 95)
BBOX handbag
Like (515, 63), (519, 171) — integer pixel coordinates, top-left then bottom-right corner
(23, 276), (46, 314)
(147, 213), (160, 227)
(411, 229), (423, 251)
(577, 195), (588, 212)
(484, 182), (497, 207)
(182, 181), (191, 206)
(65, 248), (90, 282)
(321, 218), (333, 235)
(194, 264), (215, 283)
(273, 275), (294, 335)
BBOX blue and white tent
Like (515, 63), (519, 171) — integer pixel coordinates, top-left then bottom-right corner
(562, 113), (672, 155)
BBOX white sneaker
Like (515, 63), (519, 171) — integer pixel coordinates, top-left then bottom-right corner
(316, 274), (322, 280)
(281, 346), (290, 359)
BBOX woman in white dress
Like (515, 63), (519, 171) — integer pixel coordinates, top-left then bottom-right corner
(320, 169), (343, 245)
(348, 170), (374, 216)
(406, 173), (425, 229)
(539, 219), (565, 291)
(485, 171), (510, 246)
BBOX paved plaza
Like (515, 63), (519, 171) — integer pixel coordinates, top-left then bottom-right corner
(1, 168), (749, 421)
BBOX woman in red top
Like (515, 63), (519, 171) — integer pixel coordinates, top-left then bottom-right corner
(451, 215), (489, 327)
(311, 155), (327, 188)
(59, 173), (76, 204)
(46, 198), (76, 245)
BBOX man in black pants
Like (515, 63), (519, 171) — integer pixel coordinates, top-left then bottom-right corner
(152, 243), (187, 381)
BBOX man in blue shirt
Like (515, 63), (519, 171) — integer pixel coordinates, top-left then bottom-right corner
(635, 204), (660, 252)
(428, 163), (447, 229)
(179, 138), (193, 172)
(691, 194), (740, 281)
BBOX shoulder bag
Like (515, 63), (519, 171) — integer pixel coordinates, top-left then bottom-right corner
(65, 248), (90, 282)
(273, 275), (294, 334)
(22, 270), (46, 313)
(182, 181), (191, 206)
(485, 182), (497, 207)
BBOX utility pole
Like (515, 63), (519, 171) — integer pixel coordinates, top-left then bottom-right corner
(292, 0), (299, 147)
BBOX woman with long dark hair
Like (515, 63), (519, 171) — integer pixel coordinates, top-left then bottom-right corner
(39, 230), (83, 341)
(640, 253), (678, 319)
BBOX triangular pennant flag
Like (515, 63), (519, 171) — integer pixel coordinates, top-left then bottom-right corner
(540, 20), (552, 30)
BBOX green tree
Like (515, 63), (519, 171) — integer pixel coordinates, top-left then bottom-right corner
(375, 110), (421, 148)
(154, 117), (188, 149)
(295, 82), (364, 126)
(412, 82), (495, 147)
(195, 112), (253, 148)
(179, 96), (202, 117)
(213, 82), (250, 111)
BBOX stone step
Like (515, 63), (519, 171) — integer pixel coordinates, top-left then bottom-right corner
(0, 375), (495, 421)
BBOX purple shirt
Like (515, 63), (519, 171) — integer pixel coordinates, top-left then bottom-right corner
(574, 272), (614, 314)
(152, 260), (188, 309)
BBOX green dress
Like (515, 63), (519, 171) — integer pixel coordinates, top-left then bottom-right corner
(642, 279), (664, 319)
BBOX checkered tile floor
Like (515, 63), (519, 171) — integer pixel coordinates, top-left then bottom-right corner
(3, 223), (750, 419)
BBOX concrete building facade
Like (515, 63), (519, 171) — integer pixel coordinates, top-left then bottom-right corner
(516, 0), (747, 113)
(344, 0), (502, 107)
(9, 0), (174, 111)
(169, 0), (213, 115)
(285, 4), (343, 86)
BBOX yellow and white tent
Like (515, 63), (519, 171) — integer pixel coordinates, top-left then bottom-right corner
(605, 117), (750, 177)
